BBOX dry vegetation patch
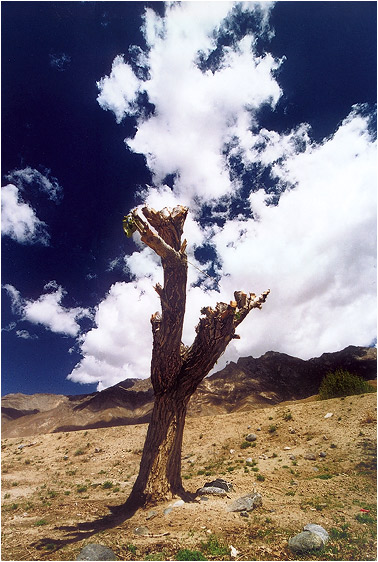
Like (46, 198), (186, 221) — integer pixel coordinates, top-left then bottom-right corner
(1, 393), (376, 561)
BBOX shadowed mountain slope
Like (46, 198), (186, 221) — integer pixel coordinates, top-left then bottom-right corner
(2, 346), (376, 438)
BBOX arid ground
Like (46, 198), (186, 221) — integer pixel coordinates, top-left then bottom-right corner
(2, 392), (376, 561)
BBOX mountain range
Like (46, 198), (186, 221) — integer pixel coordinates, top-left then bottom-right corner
(2, 345), (376, 438)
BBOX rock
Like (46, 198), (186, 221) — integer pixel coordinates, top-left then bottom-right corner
(245, 433), (257, 442)
(204, 479), (233, 492)
(319, 451), (327, 458)
(283, 446), (291, 450)
(227, 492), (262, 512)
(288, 531), (324, 554)
(303, 524), (329, 545)
(197, 486), (227, 496)
(304, 452), (317, 460)
(146, 510), (157, 520)
(133, 526), (149, 536)
(171, 499), (185, 508)
(76, 543), (118, 560)
(256, 427), (262, 431)
(324, 412), (333, 419)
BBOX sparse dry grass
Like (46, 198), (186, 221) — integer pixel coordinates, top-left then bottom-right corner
(1, 392), (376, 561)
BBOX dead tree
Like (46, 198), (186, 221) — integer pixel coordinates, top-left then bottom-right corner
(123, 205), (269, 507)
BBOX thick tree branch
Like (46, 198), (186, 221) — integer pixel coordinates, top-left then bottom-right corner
(179, 289), (270, 393)
(130, 206), (189, 394)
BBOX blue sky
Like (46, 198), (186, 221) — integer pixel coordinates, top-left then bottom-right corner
(2, 1), (376, 396)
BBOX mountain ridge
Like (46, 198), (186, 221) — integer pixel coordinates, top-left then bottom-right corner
(2, 345), (376, 438)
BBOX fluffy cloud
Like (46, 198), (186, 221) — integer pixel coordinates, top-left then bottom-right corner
(2, 167), (63, 245)
(70, 2), (376, 390)
(213, 106), (377, 361)
(1, 184), (50, 245)
(3, 281), (92, 337)
(97, 2), (280, 203)
(67, 279), (156, 388)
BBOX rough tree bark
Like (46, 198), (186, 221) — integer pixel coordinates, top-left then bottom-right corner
(124, 205), (269, 508)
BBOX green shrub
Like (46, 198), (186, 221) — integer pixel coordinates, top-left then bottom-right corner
(318, 369), (374, 400)
(201, 535), (228, 557)
(176, 549), (207, 561)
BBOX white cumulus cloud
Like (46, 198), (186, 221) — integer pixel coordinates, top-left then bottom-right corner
(1, 184), (50, 245)
(2, 167), (63, 245)
(3, 281), (92, 337)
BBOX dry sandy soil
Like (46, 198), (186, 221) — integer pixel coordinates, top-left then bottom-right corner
(1, 392), (376, 561)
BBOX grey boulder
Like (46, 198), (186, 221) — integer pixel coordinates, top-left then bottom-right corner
(288, 531), (324, 554)
(76, 543), (118, 561)
(227, 492), (262, 512)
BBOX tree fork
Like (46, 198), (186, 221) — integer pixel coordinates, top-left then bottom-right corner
(124, 205), (269, 508)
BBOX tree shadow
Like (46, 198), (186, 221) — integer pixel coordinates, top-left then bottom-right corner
(31, 490), (199, 555)
(31, 497), (140, 554)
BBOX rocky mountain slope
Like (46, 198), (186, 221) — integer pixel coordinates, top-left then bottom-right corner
(2, 345), (376, 438)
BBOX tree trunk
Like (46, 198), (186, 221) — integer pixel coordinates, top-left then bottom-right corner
(127, 389), (190, 507)
(124, 205), (269, 509)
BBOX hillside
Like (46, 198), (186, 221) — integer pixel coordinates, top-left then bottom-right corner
(1, 392), (376, 561)
(2, 345), (376, 438)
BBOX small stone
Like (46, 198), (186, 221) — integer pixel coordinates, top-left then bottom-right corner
(324, 412), (333, 419)
(304, 452), (317, 460)
(76, 543), (118, 560)
(283, 446), (291, 450)
(256, 427), (262, 431)
(312, 467), (319, 472)
(229, 449), (235, 454)
(171, 499), (185, 508)
(227, 493), (262, 513)
(146, 510), (157, 520)
(330, 443), (337, 448)
(319, 451), (327, 458)
(323, 435), (329, 441)
(197, 486), (227, 496)
(288, 531), (324, 554)
(239, 511), (249, 518)
(289, 428), (296, 434)
(133, 526), (149, 536)
(94, 448), (102, 453)
(289, 455), (296, 461)
(245, 433), (257, 442)
(303, 524), (329, 545)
